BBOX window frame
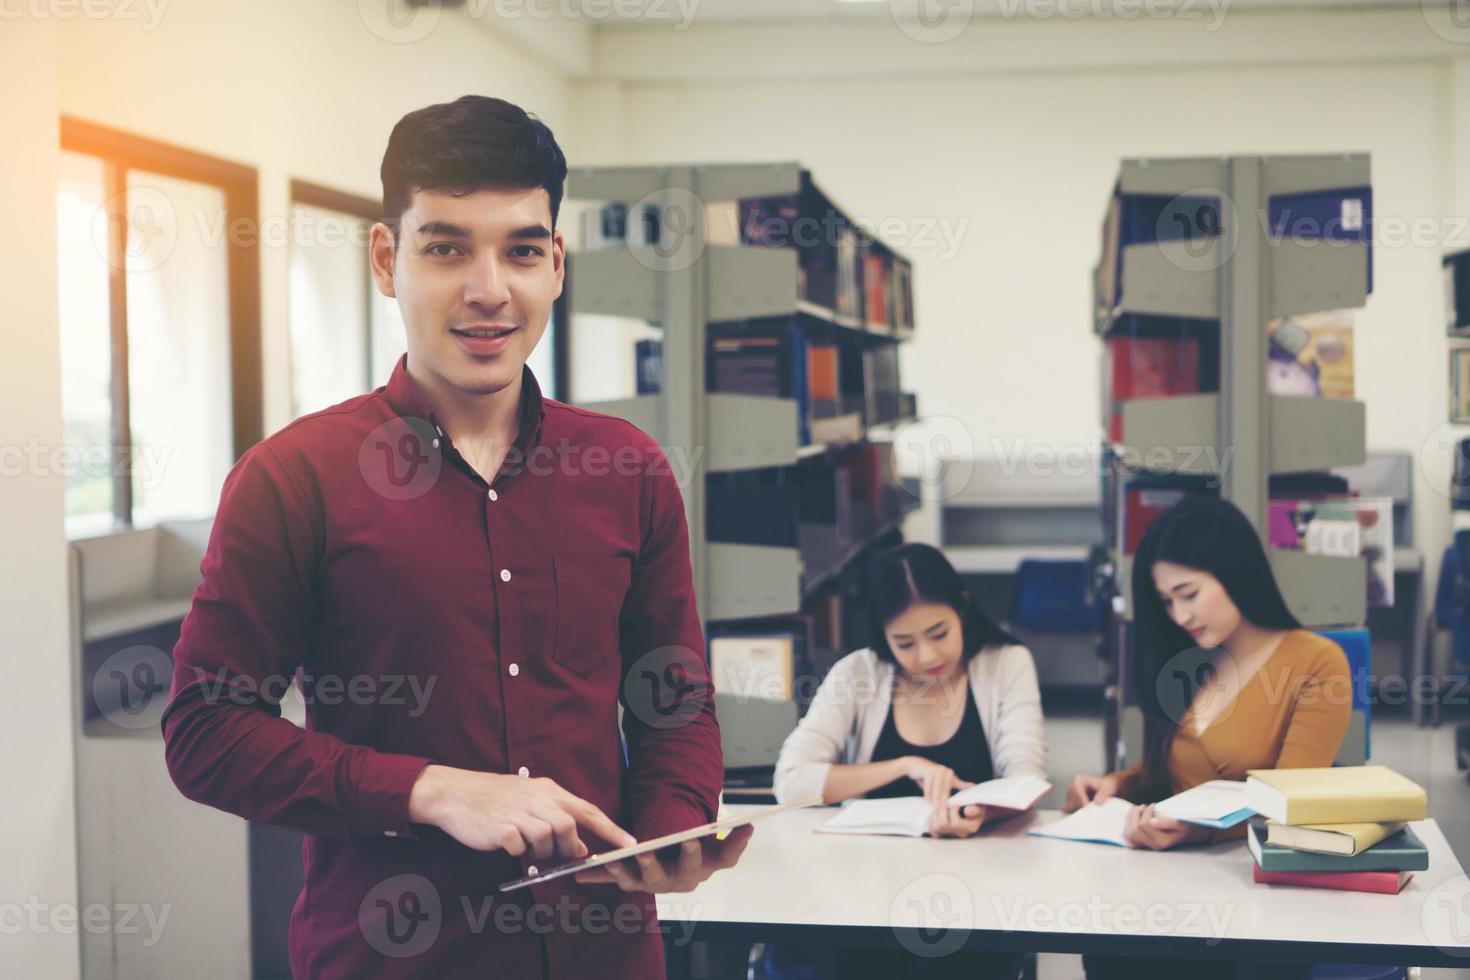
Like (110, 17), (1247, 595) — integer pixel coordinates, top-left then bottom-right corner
(60, 117), (262, 531)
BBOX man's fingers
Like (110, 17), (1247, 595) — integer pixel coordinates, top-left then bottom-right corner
(526, 801), (587, 858)
(514, 816), (558, 859)
(571, 798), (637, 849)
(635, 851), (669, 892)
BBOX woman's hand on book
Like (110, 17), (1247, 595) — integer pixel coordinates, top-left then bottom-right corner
(1062, 773), (1120, 813)
(929, 803), (987, 838)
(898, 756), (976, 825)
(1123, 804), (1211, 850)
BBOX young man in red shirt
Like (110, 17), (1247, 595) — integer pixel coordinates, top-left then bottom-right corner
(162, 95), (747, 979)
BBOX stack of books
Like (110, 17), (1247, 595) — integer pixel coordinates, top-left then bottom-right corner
(1244, 766), (1428, 895)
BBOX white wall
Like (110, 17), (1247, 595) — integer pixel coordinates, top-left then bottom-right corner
(1, 18), (81, 980)
(58, 0), (582, 439)
(577, 8), (1470, 610)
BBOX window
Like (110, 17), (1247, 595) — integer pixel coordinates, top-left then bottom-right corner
(287, 182), (403, 417)
(56, 119), (261, 538)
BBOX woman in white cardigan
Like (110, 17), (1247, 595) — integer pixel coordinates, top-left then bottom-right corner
(768, 543), (1047, 980)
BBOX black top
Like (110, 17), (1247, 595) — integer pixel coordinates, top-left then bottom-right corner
(866, 679), (994, 798)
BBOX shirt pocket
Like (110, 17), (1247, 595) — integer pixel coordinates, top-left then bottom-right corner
(552, 555), (633, 679)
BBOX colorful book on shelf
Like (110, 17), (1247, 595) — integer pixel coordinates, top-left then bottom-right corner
(1248, 821), (1427, 872)
(1267, 185), (1373, 293)
(1104, 335), (1201, 443)
(862, 246), (892, 332)
(1267, 311), (1355, 400)
(1251, 864), (1412, 895)
(818, 776), (1052, 837)
(635, 338), (661, 395)
(1244, 766), (1427, 826)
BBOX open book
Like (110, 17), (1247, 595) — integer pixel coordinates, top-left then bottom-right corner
(1028, 780), (1255, 848)
(816, 776), (1051, 837)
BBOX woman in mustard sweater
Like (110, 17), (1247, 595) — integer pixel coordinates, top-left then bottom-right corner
(1065, 496), (1351, 980)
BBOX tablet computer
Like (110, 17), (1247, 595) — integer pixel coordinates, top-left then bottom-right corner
(497, 795), (822, 892)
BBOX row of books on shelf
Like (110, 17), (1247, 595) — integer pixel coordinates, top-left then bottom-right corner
(706, 442), (912, 566)
(581, 173), (917, 335)
(1102, 311), (1355, 444)
(1111, 475), (1394, 606)
(635, 320), (912, 444)
(1246, 765), (1427, 895)
(1449, 341), (1470, 423)
(1096, 183), (1373, 321)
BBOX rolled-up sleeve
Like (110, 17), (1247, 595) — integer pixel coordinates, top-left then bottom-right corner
(160, 444), (433, 838)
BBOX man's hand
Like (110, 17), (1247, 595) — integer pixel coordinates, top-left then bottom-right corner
(572, 824), (754, 894)
(1123, 803), (1211, 850)
(408, 764), (636, 859)
(1062, 773), (1120, 813)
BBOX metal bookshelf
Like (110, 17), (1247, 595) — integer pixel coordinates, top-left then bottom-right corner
(565, 162), (917, 626)
(1095, 154), (1373, 769)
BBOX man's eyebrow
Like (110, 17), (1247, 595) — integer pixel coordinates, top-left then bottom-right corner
(414, 220), (472, 239)
(508, 224), (553, 241)
(410, 221), (552, 241)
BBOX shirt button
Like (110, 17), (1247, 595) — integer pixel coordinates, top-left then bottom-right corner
(528, 865), (539, 876)
(431, 438), (440, 449)
(383, 830), (398, 838)
(509, 663), (520, 677)
(488, 489), (499, 501)
(500, 568), (511, 582)
(518, 766), (530, 777)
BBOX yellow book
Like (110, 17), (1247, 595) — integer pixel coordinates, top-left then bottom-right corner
(1265, 819), (1408, 857)
(1244, 766), (1427, 826)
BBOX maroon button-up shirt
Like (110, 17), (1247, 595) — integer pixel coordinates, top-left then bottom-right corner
(161, 356), (722, 979)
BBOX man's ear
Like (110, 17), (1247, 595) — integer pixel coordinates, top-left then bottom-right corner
(551, 228), (566, 301)
(368, 222), (398, 298)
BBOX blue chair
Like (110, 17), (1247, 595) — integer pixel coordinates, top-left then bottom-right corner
(1316, 628), (1372, 764)
(1428, 530), (1470, 773)
(1009, 559), (1106, 633)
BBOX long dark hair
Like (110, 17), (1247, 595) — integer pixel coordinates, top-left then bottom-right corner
(865, 543), (1018, 665)
(1131, 496), (1301, 797)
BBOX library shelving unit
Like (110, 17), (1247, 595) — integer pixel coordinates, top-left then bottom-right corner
(1094, 154), (1373, 771)
(563, 162), (920, 733)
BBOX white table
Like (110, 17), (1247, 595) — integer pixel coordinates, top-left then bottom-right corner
(657, 807), (1470, 967)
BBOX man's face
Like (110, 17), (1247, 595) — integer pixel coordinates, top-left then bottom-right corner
(370, 185), (564, 398)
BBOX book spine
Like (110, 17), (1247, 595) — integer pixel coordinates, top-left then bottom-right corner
(1252, 864), (1407, 895)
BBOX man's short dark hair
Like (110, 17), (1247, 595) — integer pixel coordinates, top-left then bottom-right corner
(380, 95), (568, 239)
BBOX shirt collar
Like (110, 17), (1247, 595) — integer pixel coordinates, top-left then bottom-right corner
(383, 353), (546, 456)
